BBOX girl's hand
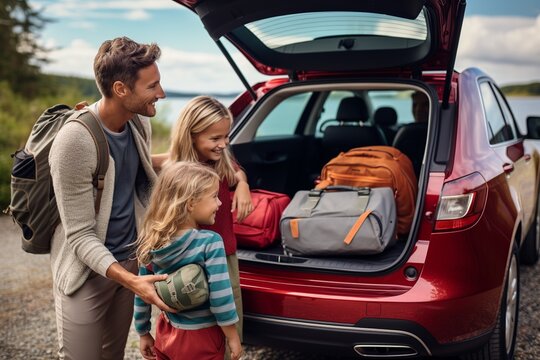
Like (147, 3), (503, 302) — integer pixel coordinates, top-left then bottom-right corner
(221, 324), (243, 360)
(228, 338), (243, 360)
(232, 181), (253, 223)
(139, 333), (157, 360)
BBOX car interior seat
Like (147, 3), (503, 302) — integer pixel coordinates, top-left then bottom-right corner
(392, 122), (428, 177)
(321, 97), (387, 164)
(374, 106), (399, 145)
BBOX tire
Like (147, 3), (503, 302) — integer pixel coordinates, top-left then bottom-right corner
(461, 245), (520, 360)
(520, 192), (540, 265)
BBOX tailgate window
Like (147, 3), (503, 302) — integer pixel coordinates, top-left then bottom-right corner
(245, 11), (428, 54)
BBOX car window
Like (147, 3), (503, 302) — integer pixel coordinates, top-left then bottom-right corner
(315, 90), (356, 137)
(244, 11), (427, 54)
(492, 85), (519, 138)
(367, 90), (416, 125)
(480, 82), (514, 144)
(255, 93), (311, 138)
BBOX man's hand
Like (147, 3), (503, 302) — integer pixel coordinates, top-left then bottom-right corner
(131, 273), (178, 312)
(106, 262), (177, 312)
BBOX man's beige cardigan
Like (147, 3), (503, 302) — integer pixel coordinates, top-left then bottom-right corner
(49, 115), (156, 296)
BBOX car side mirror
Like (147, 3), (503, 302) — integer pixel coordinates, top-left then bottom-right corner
(526, 116), (540, 139)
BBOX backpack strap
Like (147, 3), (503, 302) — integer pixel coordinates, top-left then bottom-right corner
(71, 110), (110, 215)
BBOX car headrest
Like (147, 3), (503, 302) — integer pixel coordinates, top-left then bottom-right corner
(392, 122), (428, 176)
(374, 107), (398, 127)
(336, 97), (369, 123)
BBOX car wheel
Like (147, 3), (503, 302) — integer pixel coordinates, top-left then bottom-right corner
(520, 192), (540, 265)
(461, 244), (520, 360)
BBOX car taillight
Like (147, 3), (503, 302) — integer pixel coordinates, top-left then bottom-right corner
(434, 172), (488, 231)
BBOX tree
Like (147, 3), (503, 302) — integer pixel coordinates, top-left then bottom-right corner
(0, 0), (49, 97)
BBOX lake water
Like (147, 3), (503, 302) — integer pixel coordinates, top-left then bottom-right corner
(156, 96), (540, 135)
(156, 96), (235, 125)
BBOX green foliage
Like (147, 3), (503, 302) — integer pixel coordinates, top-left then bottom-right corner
(39, 74), (101, 99)
(501, 82), (540, 97)
(0, 79), (171, 209)
(0, 0), (50, 97)
(0, 80), (97, 208)
(151, 118), (172, 154)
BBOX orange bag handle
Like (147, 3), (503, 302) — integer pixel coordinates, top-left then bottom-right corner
(343, 210), (372, 245)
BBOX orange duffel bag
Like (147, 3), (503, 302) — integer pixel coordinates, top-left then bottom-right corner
(316, 146), (417, 235)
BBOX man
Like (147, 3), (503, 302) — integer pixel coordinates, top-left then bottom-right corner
(49, 37), (175, 360)
(412, 91), (429, 123)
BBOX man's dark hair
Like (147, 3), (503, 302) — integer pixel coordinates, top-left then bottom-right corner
(94, 37), (161, 98)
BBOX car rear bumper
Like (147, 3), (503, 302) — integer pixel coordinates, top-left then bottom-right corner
(244, 314), (492, 358)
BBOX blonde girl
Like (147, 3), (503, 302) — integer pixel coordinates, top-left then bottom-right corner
(134, 161), (243, 360)
(156, 95), (252, 343)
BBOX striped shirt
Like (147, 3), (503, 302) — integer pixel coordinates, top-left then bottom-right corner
(133, 229), (238, 335)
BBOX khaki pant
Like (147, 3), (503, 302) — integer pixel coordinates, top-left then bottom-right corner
(225, 253), (243, 360)
(53, 259), (138, 360)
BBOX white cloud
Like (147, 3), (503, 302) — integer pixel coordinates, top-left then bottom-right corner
(456, 15), (540, 85)
(38, 41), (269, 93)
(40, 39), (96, 79)
(32, 0), (178, 13)
(37, 11), (540, 93)
(158, 46), (270, 93)
(31, 0), (179, 20)
(124, 9), (150, 21)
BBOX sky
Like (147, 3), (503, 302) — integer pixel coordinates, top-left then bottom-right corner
(29, 0), (540, 94)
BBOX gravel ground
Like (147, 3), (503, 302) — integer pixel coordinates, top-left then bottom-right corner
(1, 214), (539, 360)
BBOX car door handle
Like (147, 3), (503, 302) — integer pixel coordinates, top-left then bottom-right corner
(503, 163), (514, 174)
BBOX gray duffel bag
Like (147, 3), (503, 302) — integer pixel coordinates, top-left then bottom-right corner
(281, 186), (397, 256)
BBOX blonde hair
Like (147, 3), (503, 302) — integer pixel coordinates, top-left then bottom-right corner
(136, 161), (219, 264)
(166, 95), (237, 185)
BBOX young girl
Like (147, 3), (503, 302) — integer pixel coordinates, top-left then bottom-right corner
(156, 95), (252, 343)
(134, 161), (243, 360)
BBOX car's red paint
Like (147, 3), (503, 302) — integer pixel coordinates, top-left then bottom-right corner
(171, 1), (540, 358)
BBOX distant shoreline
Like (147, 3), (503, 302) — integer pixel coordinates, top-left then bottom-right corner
(43, 73), (540, 99)
(165, 91), (237, 98)
(506, 94), (540, 98)
(501, 82), (540, 97)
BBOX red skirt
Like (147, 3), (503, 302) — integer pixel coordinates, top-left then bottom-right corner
(154, 314), (226, 360)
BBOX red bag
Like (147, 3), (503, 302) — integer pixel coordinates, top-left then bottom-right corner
(231, 189), (291, 249)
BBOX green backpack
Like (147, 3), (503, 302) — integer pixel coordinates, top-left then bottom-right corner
(5, 103), (110, 254)
(154, 263), (209, 311)
(6, 103), (147, 254)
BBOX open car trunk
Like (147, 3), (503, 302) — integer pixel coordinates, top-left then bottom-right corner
(170, 0), (463, 273)
(230, 79), (448, 273)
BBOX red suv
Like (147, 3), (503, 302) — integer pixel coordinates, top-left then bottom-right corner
(173, 1), (540, 359)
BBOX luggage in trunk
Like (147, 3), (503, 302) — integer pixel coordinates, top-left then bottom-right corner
(316, 146), (417, 235)
(281, 186), (397, 256)
(232, 189), (290, 249)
